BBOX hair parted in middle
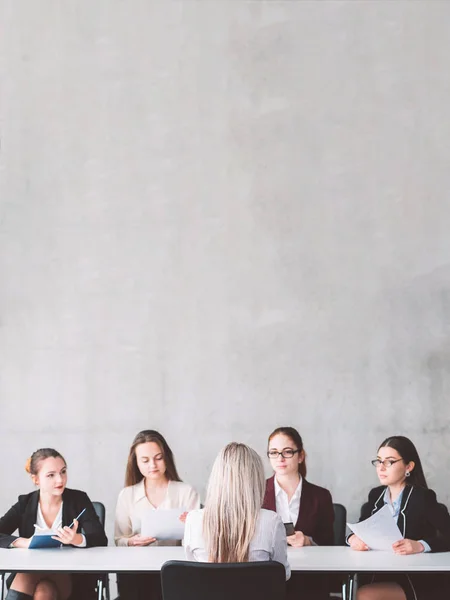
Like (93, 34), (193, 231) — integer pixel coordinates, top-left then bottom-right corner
(125, 430), (181, 487)
(203, 442), (265, 563)
(268, 426), (307, 478)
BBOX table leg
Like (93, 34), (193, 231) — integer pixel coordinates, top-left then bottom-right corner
(348, 573), (357, 600)
(97, 577), (104, 600)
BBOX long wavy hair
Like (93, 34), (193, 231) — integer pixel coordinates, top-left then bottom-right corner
(203, 442), (265, 563)
(125, 430), (181, 487)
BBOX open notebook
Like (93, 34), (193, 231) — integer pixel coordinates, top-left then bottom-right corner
(29, 527), (62, 549)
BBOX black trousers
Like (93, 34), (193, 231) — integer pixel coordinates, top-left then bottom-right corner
(286, 573), (330, 600)
(117, 573), (162, 600)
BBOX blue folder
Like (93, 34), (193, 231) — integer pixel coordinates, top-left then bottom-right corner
(29, 534), (62, 549)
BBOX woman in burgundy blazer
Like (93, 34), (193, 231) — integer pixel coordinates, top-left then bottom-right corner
(263, 427), (334, 600)
(263, 475), (334, 545)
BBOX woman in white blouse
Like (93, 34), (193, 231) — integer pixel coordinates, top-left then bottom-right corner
(184, 442), (290, 580)
(115, 430), (200, 600)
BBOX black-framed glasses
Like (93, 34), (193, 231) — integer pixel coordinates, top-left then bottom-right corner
(267, 449), (299, 459)
(371, 459), (402, 468)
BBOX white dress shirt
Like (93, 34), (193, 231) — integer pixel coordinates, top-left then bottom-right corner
(274, 477), (302, 525)
(184, 508), (291, 580)
(115, 479), (200, 546)
(35, 502), (86, 547)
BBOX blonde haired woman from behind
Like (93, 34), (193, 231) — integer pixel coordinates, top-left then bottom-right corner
(184, 442), (290, 579)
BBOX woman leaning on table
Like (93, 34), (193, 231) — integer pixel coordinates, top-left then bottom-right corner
(263, 426), (334, 600)
(0, 448), (107, 600)
(349, 435), (450, 600)
(115, 429), (200, 600)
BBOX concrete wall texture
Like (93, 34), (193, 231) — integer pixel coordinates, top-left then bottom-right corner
(1, 0), (450, 544)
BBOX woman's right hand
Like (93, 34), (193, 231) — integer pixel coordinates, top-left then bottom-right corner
(12, 537), (31, 549)
(127, 534), (156, 547)
(348, 534), (369, 551)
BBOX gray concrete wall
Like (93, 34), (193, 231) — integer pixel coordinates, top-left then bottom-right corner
(1, 0), (450, 546)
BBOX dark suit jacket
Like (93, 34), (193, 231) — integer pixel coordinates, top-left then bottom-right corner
(360, 485), (450, 552)
(262, 476), (334, 546)
(0, 487), (107, 549)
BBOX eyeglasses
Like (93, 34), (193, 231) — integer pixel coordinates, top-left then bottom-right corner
(267, 449), (299, 459)
(371, 459), (402, 468)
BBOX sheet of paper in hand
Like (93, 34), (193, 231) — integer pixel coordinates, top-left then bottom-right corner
(347, 504), (403, 551)
(140, 508), (186, 541)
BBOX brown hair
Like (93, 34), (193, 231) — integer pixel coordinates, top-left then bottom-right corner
(125, 430), (181, 487)
(25, 448), (66, 476)
(268, 426), (307, 478)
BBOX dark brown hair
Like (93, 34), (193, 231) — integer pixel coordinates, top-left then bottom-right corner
(378, 436), (428, 489)
(25, 448), (66, 476)
(125, 430), (181, 487)
(268, 426), (307, 478)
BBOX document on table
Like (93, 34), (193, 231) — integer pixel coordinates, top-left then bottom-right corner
(347, 504), (403, 550)
(141, 508), (186, 541)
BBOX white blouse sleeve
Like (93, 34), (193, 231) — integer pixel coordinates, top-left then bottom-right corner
(114, 488), (132, 547)
(183, 511), (195, 560)
(184, 485), (201, 511)
(271, 514), (291, 580)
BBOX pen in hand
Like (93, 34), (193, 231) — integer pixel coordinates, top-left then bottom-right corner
(34, 508), (86, 531)
(69, 508), (86, 528)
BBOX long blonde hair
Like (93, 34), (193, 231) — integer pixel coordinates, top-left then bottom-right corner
(202, 442), (265, 563)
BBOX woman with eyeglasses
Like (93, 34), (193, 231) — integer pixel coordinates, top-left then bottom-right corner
(263, 426), (334, 600)
(349, 435), (450, 600)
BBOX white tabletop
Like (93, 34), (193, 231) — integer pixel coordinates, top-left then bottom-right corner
(0, 546), (450, 573)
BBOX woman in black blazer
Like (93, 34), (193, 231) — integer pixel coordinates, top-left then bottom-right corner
(349, 436), (450, 600)
(0, 448), (107, 600)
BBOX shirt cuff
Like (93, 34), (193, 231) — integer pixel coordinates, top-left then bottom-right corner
(419, 540), (431, 553)
(73, 534), (87, 548)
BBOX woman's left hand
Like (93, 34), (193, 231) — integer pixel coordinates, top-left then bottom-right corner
(179, 512), (188, 524)
(52, 519), (83, 546)
(392, 539), (424, 555)
(287, 531), (312, 547)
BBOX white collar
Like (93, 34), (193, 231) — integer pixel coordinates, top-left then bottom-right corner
(274, 476), (302, 499)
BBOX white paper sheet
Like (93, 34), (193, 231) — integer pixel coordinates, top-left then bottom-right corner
(347, 504), (403, 551)
(140, 508), (186, 541)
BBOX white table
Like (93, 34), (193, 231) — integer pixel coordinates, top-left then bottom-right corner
(0, 546), (449, 574)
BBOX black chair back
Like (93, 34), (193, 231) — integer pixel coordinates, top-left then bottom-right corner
(161, 560), (286, 600)
(333, 503), (347, 546)
(92, 501), (106, 527)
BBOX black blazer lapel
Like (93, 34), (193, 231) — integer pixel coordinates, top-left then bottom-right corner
(396, 485), (414, 538)
(371, 487), (386, 515)
(21, 490), (39, 539)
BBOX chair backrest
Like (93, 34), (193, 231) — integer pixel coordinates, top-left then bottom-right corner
(92, 501), (106, 527)
(333, 503), (347, 546)
(161, 560), (286, 600)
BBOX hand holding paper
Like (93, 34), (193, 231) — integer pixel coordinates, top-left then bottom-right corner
(347, 504), (403, 551)
(141, 508), (186, 541)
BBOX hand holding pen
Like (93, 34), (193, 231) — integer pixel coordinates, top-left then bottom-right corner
(52, 508), (86, 546)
